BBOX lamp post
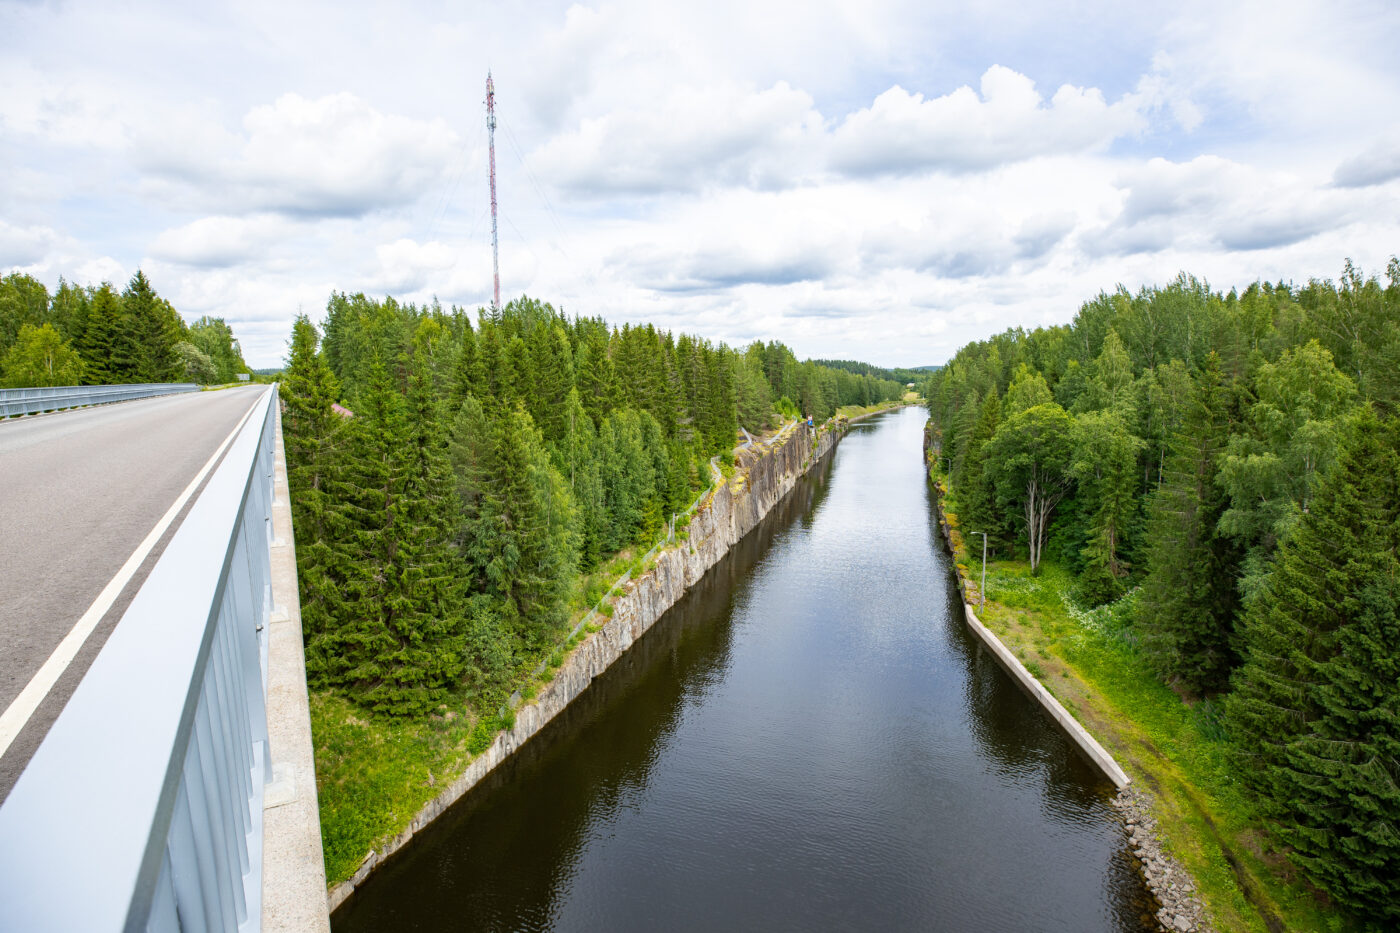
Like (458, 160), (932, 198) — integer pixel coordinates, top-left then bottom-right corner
(971, 531), (988, 612)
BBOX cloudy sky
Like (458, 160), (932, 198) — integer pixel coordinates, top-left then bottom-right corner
(3, 0), (1399, 368)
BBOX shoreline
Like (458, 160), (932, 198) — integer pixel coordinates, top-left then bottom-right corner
(921, 428), (1216, 933)
(324, 405), (888, 912)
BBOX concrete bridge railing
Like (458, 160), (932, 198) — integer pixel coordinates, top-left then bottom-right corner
(0, 386), (280, 932)
(0, 383), (198, 417)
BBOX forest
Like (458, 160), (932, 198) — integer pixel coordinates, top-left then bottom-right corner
(281, 293), (904, 716)
(924, 259), (1399, 924)
(0, 271), (250, 387)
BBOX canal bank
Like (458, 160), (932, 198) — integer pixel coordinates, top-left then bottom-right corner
(327, 409), (859, 911)
(921, 426), (1227, 933)
(335, 407), (1155, 932)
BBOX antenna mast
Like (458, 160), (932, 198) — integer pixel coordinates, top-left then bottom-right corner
(486, 71), (501, 315)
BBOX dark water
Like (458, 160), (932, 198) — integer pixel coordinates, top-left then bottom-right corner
(334, 408), (1155, 932)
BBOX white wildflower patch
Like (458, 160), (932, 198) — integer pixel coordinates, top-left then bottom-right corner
(1060, 586), (1140, 646)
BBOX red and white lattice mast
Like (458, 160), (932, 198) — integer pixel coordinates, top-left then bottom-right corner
(486, 71), (501, 314)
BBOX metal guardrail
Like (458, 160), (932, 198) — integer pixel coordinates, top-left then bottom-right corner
(0, 383), (198, 417)
(0, 386), (279, 932)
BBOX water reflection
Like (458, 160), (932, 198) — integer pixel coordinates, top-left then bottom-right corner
(334, 408), (1153, 932)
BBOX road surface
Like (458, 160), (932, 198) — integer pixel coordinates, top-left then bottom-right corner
(0, 386), (269, 801)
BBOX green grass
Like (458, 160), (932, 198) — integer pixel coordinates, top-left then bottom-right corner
(311, 437), (749, 888)
(311, 692), (478, 883)
(962, 555), (1349, 932)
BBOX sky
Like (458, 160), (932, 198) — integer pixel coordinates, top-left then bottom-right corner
(2, 0), (1399, 369)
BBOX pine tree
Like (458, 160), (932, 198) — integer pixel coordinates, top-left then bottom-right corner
(555, 389), (607, 568)
(949, 388), (981, 476)
(1223, 407), (1400, 923)
(1136, 355), (1245, 694)
(473, 322), (504, 400)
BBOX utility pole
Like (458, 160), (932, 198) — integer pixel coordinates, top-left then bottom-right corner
(486, 71), (501, 316)
(972, 531), (988, 612)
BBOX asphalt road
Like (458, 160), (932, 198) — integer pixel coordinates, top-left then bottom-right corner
(0, 386), (268, 802)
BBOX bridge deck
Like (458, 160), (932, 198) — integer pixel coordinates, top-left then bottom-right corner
(0, 386), (267, 802)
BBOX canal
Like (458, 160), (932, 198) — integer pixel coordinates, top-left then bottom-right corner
(334, 406), (1154, 932)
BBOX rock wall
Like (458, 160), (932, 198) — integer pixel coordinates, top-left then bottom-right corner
(328, 419), (845, 911)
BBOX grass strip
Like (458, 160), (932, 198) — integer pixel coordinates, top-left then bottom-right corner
(935, 472), (1349, 932)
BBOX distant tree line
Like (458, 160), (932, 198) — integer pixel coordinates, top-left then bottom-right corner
(925, 260), (1399, 923)
(0, 271), (250, 388)
(282, 293), (903, 717)
(813, 358), (935, 385)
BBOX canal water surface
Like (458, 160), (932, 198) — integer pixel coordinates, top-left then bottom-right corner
(334, 407), (1154, 932)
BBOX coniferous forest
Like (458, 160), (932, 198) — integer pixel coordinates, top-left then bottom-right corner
(281, 293), (904, 716)
(924, 260), (1399, 924)
(0, 271), (250, 387)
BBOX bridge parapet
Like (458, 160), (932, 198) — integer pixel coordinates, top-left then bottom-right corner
(0, 386), (279, 932)
(0, 382), (199, 417)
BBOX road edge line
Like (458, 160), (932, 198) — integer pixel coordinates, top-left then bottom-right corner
(0, 389), (266, 759)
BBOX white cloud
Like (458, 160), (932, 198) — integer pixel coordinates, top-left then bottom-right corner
(1084, 156), (1362, 256)
(1333, 136), (1400, 188)
(0, 220), (67, 269)
(829, 66), (1145, 176)
(75, 256), (128, 286)
(3, 0), (1399, 368)
(135, 93), (460, 218)
(532, 81), (824, 195)
(149, 214), (297, 267)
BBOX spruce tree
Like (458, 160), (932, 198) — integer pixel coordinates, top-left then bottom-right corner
(573, 321), (617, 424)
(123, 270), (179, 382)
(310, 359), (466, 716)
(957, 386), (1000, 538)
(450, 322), (478, 403)
(949, 388), (981, 476)
(49, 277), (90, 346)
(1224, 407), (1400, 923)
(526, 322), (573, 442)
(282, 315), (348, 691)
(1069, 409), (1144, 604)
(76, 284), (125, 384)
(1136, 354), (1245, 694)
(463, 404), (579, 646)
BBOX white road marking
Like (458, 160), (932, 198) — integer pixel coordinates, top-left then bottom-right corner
(0, 391), (264, 759)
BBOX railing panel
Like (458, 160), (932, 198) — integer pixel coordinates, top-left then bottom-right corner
(0, 382), (198, 417)
(0, 386), (278, 932)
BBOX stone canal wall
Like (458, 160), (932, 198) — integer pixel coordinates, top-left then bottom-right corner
(328, 414), (854, 911)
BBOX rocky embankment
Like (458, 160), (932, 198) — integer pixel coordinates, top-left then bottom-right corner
(328, 418), (847, 910)
(1114, 786), (1214, 933)
(921, 423), (1212, 933)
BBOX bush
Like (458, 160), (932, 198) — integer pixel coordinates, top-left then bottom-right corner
(466, 718), (495, 755)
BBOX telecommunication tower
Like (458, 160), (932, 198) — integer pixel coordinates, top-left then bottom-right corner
(486, 72), (501, 314)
